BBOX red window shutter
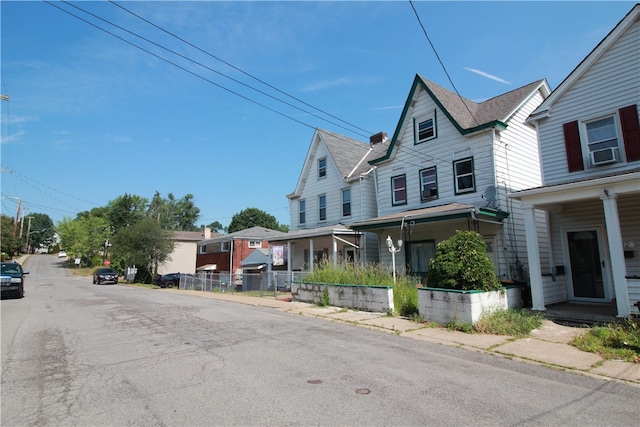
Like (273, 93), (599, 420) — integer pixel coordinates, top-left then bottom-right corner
(563, 121), (584, 172)
(619, 104), (640, 162)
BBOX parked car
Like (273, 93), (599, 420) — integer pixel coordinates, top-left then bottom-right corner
(93, 267), (119, 285)
(58, 251), (67, 258)
(1, 261), (29, 299)
(154, 272), (180, 288)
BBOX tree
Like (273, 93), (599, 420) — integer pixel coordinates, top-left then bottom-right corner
(202, 220), (225, 233)
(227, 207), (288, 233)
(57, 214), (110, 264)
(1, 214), (21, 259)
(110, 218), (175, 283)
(148, 192), (200, 231)
(23, 213), (55, 253)
(426, 230), (501, 291)
(108, 194), (148, 231)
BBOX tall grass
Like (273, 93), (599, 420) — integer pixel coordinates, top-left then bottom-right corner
(302, 260), (419, 316)
(571, 319), (640, 363)
(474, 309), (543, 337)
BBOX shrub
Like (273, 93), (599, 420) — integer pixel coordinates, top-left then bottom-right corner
(426, 230), (501, 291)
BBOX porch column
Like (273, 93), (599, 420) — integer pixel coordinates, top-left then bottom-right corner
(309, 239), (314, 271)
(287, 242), (292, 274)
(600, 190), (630, 317)
(523, 205), (546, 311)
(332, 234), (338, 266)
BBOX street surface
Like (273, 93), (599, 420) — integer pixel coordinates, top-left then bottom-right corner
(2, 255), (638, 426)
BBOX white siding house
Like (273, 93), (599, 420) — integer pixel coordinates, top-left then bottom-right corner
(352, 74), (551, 286)
(269, 128), (385, 270)
(510, 4), (640, 318)
(157, 231), (205, 275)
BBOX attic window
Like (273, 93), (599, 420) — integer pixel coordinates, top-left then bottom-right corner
(318, 157), (327, 179)
(248, 240), (262, 248)
(414, 111), (437, 144)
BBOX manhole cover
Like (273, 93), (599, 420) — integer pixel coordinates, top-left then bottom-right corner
(307, 379), (322, 384)
(355, 389), (371, 395)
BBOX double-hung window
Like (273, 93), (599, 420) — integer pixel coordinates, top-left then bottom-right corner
(414, 111), (437, 144)
(299, 200), (306, 225)
(318, 157), (327, 179)
(248, 240), (261, 248)
(585, 116), (620, 166)
(453, 158), (475, 194)
(318, 194), (326, 221)
(419, 167), (438, 201)
(342, 188), (351, 217)
(391, 175), (407, 205)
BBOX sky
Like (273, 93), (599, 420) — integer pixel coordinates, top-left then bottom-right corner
(1, 1), (637, 230)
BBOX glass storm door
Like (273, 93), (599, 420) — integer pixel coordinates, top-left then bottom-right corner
(566, 229), (607, 301)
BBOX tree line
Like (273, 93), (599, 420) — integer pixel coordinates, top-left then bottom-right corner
(1, 192), (288, 284)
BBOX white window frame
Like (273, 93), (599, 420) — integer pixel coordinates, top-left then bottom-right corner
(391, 174), (407, 205)
(318, 157), (327, 179)
(583, 114), (622, 167)
(414, 112), (437, 144)
(318, 194), (327, 221)
(342, 188), (351, 217)
(419, 166), (438, 201)
(248, 240), (262, 248)
(221, 241), (230, 252)
(299, 199), (306, 225)
(453, 157), (475, 194)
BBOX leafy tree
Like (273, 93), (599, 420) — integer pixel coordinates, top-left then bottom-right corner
(426, 230), (501, 291)
(202, 220), (225, 233)
(148, 192), (200, 231)
(227, 207), (288, 233)
(57, 214), (110, 264)
(108, 194), (148, 231)
(23, 213), (55, 253)
(110, 218), (175, 283)
(1, 214), (21, 259)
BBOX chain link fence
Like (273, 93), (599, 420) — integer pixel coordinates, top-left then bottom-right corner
(178, 271), (309, 296)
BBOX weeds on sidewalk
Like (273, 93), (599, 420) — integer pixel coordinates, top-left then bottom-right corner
(571, 319), (640, 363)
(474, 309), (543, 337)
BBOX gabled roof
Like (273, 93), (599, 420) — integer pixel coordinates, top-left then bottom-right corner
(370, 75), (549, 165)
(289, 128), (381, 198)
(266, 224), (361, 242)
(198, 226), (286, 245)
(528, 4), (640, 122)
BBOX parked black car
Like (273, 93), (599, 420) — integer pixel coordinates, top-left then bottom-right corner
(93, 267), (119, 285)
(154, 272), (180, 288)
(1, 261), (29, 299)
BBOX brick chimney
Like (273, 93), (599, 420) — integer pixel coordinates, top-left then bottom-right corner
(370, 131), (387, 146)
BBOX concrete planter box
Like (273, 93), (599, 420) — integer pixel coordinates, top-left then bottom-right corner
(418, 286), (522, 325)
(291, 282), (394, 313)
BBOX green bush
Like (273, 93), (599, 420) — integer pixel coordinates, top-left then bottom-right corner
(426, 230), (501, 291)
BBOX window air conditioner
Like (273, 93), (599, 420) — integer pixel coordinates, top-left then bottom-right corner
(590, 147), (618, 166)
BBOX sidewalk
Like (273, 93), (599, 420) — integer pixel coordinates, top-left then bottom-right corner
(170, 289), (640, 386)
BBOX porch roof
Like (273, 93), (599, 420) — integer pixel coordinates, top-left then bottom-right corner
(350, 203), (477, 231)
(267, 224), (361, 242)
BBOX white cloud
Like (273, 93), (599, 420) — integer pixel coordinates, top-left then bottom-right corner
(0, 129), (26, 145)
(464, 67), (511, 85)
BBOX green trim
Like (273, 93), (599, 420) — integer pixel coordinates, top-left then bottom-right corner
(351, 212), (471, 231)
(478, 207), (510, 219)
(369, 75), (508, 166)
(294, 281), (392, 289)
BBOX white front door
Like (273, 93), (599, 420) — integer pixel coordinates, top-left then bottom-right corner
(563, 227), (609, 302)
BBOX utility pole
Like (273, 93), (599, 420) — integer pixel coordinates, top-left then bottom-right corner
(13, 199), (21, 238)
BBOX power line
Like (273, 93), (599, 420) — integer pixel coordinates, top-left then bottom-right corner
(108, 0), (374, 137)
(408, 0), (480, 127)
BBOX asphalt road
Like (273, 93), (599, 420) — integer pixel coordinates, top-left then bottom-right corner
(2, 255), (638, 426)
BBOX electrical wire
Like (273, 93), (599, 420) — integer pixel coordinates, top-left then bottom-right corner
(107, 0), (374, 137)
(58, 0), (373, 139)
